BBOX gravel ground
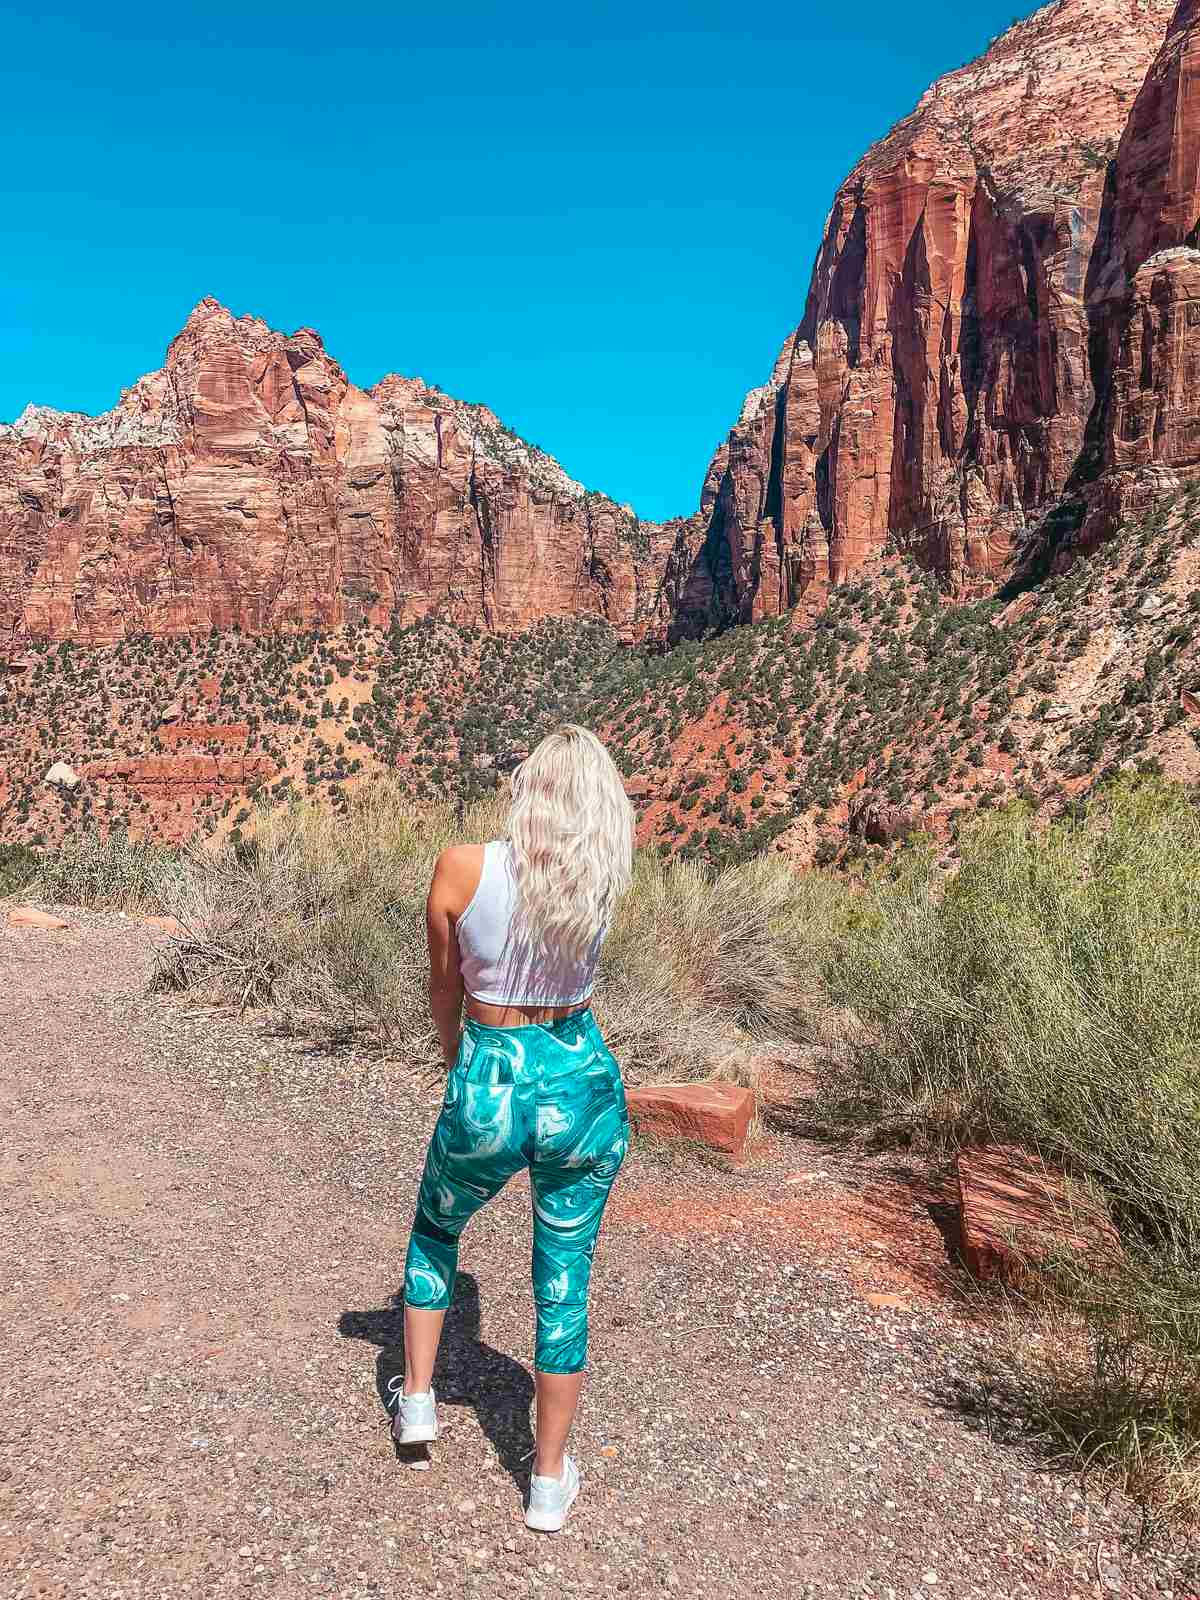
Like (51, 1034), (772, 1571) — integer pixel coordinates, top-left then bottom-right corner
(2, 910), (1198, 1600)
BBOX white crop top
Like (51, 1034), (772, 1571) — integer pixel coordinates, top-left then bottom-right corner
(456, 839), (606, 1006)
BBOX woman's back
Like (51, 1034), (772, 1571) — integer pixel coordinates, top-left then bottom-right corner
(402, 726), (635, 1530)
(456, 839), (605, 1009)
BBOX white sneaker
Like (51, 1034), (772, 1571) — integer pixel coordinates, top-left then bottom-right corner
(524, 1454), (580, 1532)
(391, 1384), (439, 1445)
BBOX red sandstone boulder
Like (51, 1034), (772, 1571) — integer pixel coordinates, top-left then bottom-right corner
(8, 906), (70, 930)
(848, 799), (923, 846)
(956, 1145), (1119, 1287)
(625, 1081), (755, 1161)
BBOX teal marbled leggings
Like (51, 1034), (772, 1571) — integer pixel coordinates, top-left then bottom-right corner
(403, 1009), (629, 1374)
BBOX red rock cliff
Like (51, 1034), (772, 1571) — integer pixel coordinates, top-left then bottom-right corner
(676, 0), (1180, 630)
(1074, 0), (1200, 548)
(0, 299), (681, 644)
(3, 0), (1197, 651)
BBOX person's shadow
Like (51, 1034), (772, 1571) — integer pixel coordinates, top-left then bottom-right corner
(337, 1273), (535, 1494)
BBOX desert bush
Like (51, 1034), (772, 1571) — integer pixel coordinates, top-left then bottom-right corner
(32, 830), (181, 911)
(596, 848), (846, 1083)
(153, 782), (842, 1084)
(153, 785), (474, 1050)
(0, 842), (41, 897)
(1003, 1246), (1200, 1523)
(819, 776), (1200, 1515)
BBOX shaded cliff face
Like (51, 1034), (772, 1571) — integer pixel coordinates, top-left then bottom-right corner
(1074, 0), (1200, 548)
(0, 298), (681, 645)
(1093, 0), (1200, 295)
(683, 0), (1179, 628)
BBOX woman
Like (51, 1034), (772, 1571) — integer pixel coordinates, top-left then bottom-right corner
(394, 724), (634, 1533)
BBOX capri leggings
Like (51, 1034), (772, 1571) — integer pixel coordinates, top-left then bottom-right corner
(402, 1008), (629, 1374)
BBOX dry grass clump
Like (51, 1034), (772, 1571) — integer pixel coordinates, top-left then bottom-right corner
(31, 830), (180, 912)
(1001, 1254), (1200, 1526)
(597, 848), (845, 1083)
(153, 785), (480, 1056)
(151, 782), (837, 1085)
(819, 776), (1200, 1519)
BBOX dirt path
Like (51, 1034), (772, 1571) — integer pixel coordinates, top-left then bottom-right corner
(1, 913), (1194, 1599)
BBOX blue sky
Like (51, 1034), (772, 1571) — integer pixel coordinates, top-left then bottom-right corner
(2, 1), (1028, 519)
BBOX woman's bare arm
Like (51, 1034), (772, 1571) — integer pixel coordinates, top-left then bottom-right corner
(426, 847), (473, 1068)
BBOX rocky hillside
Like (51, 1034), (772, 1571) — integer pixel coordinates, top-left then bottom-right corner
(0, 616), (623, 845)
(608, 485), (1200, 868)
(5, 482), (1199, 864)
(6, 0), (1200, 856)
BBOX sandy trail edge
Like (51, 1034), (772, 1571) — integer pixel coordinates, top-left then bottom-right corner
(1, 912), (1191, 1599)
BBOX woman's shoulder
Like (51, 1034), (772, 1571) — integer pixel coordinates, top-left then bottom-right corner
(430, 841), (490, 918)
(433, 841), (488, 883)
(436, 840), (489, 866)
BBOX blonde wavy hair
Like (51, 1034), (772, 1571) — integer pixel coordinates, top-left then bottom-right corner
(507, 725), (634, 960)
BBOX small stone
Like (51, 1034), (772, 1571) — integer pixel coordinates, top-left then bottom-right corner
(43, 759), (81, 791)
(8, 906), (70, 931)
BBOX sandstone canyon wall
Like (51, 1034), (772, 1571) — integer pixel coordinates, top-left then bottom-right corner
(1073, 0), (1200, 549)
(0, 300), (683, 647)
(5, 0), (1200, 651)
(679, 0), (1189, 629)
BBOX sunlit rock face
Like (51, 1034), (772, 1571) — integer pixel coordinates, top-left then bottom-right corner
(681, 0), (1180, 627)
(0, 297), (683, 645)
(3, 0), (1198, 650)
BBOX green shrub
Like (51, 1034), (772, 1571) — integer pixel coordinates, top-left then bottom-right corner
(819, 777), (1200, 1515)
(0, 842), (40, 898)
(32, 831), (180, 911)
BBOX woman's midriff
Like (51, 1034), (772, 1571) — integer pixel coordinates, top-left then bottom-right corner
(464, 993), (592, 1028)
